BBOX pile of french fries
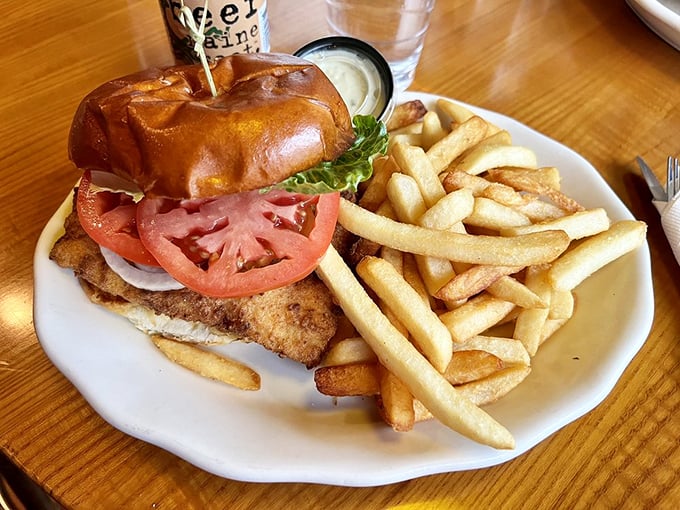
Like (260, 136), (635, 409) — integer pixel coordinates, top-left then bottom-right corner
(314, 98), (647, 449)
(142, 98), (646, 450)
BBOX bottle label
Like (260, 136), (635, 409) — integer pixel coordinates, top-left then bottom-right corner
(159, 0), (270, 64)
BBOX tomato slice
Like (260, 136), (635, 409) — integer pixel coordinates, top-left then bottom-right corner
(77, 170), (160, 266)
(136, 189), (340, 298)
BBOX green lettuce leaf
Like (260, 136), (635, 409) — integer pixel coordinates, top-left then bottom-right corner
(272, 115), (388, 195)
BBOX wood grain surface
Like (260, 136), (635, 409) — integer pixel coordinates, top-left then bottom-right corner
(1, 0), (679, 508)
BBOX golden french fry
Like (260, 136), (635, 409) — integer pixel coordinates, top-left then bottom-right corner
(501, 208), (610, 240)
(377, 365), (415, 432)
(486, 275), (547, 309)
(548, 220), (647, 291)
(338, 198), (570, 266)
(455, 365), (532, 405)
(464, 197), (532, 231)
(443, 169), (492, 195)
(151, 336), (260, 391)
(480, 182), (530, 207)
(514, 196), (567, 222)
(452, 145), (538, 176)
(439, 293), (516, 343)
(418, 188), (475, 230)
(389, 132), (422, 149)
(359, 156), (399, 212)
(549, 289), (574, 320)
(444, 350), (504, 385)
(386, 99), (428, 131)
(357, 256), (453, 373)
(513, 265), (552, 356)
(415, 255), (457, 298)
(453, 335), (531, 366)
(386, 172), (428, 223)
(322, 337), (377, 366)
(436, 98), (502, 135)
(462, 129), (513, 152)
(487, 167), (584, 213)
(391, 142), (446, 207)
(420, 110), (448, 151)
(316, 246), (515, 449)
(402, 252), (432, 307)
(426, 115), (489, 174)
(436, 264), (523, 302)
(380, 245), (404, 273)
(314, 362), (380, 397)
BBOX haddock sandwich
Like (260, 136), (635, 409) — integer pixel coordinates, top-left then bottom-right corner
(50, 53), (387, 367)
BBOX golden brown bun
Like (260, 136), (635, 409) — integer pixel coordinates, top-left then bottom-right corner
(69, 53), (355, 199)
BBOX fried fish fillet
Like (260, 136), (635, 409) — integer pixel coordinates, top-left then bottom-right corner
(49, 203), (341, 368)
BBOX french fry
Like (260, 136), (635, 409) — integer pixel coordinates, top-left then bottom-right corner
(380, 245), (404, 273)
(439, 293), (516, 343)
(487, 167), (584, 213)
(548, 220), (647, 291)
(418, 188), (475, 230)
(436, 97), (476, 123)
(359, 156), (399, 211)
(338, 198), (570, 266)
(402, 253), (432, 307)
(443, 169), (493, 195)
(500, 208), (610, 240)
(464, 197), (532, 231)
(486, 275), (547, 309)
(549, 289), (574, 320)
(357, 256), (453, 373)
(377, 365), (415, 432)
(444, 350), (504, 385)
(316, 246), (515, 449)
(453, 335), (531, 366)
(386, 172), (428, 223)
(514, 196), (567, 222)
(386, 99), (427, 131)
(151, 336), (260, 391)
(456, 365), (531, 405)
(451, 145), (538, 176)
(322, 337), (377, 366)
(420, 110), (448, 150)
(435, 98), (502, 135)
(513, 265), (552, 356)
(480, 182), (530, 207)
(436, 264), (523, 302)
(314, 362), (379, 396)
(391, 142), (446, 207)
(426, 115), (489, 174)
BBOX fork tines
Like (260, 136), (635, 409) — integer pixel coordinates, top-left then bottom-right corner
(667, 156), (680, 202)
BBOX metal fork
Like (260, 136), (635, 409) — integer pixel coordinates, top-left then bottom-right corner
(668, 156), (680, 202)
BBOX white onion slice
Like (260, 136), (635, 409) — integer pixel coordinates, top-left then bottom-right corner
(89, 170), (144, 200)
(100, 246), (185, 291)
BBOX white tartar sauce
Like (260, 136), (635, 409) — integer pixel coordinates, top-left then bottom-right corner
(305, 48), (387, 119)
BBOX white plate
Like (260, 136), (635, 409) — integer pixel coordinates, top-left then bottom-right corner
(33, 92), (654, 487)
(627, 0), (680, 50)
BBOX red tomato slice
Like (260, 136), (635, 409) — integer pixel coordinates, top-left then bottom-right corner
(136, 189), (340, 298)
(76, 170), (160, 266)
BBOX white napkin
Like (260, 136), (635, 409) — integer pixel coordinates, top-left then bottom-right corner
(653, 195), (680, 265)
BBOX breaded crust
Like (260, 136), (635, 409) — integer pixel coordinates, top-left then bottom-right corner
(49, 204), (340, 367)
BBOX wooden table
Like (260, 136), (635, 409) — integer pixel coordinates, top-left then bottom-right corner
(2, 0), (679, 508)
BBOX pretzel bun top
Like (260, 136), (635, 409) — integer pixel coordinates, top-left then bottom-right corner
(68, 53), (355, 199)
